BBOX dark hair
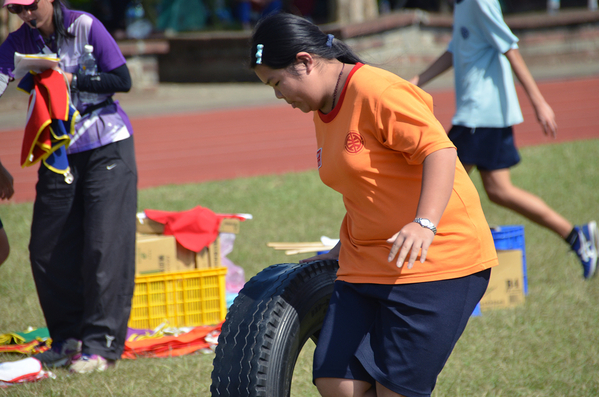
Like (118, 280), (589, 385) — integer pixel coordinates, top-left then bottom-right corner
(250, 13), (364, 69)
(53, 0), (75, 41)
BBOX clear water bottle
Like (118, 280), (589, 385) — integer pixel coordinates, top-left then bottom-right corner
(78, 44), (98, 105)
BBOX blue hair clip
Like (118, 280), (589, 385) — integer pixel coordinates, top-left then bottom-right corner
(326, 34), (334, 47)
(255, 44), (264, 65)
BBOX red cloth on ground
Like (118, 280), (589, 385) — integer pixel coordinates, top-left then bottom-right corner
(121, 323), (222, 359)
(144, 206), (221, 252)
(0, 341), (47, 355)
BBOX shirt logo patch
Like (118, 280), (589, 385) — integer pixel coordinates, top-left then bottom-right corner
(316, 147), (322, 168)
(460, 26), (469, 39)
(344, 132), (364, 154)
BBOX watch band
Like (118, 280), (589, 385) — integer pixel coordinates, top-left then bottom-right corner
(414, 218), (437, 235)
(71, 73), (78, 91)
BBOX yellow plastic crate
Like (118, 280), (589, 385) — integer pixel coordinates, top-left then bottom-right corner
(128, 267), (228, 329)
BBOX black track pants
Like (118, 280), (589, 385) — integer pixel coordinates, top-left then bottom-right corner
(29, 137), (137, 361)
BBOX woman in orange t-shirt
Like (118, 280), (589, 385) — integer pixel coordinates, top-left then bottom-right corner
(251, 13), (497, 397)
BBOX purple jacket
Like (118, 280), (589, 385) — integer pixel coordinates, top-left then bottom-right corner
(0, 5), (133, 154)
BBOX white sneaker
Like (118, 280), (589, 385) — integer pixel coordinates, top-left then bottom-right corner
(69, 353), (114, 374)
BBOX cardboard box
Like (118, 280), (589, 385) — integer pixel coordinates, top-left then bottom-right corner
(219, 218), (240, 234)
(195, 236), (221, 269)
(136, 233), (222, 274)
(136, 212), (241, 234)
(135, 211), (235, 273)
(135, 233), (176, 275)
(136, 214), (165, 234)
(174, 242), (197, 272)
(479, 249), (525, 311)
(210, 236), (222, 267)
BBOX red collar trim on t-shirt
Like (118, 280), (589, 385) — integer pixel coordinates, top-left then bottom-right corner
(318, 62), (364, 123)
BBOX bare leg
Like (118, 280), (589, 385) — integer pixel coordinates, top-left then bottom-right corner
(315, 378), (379, 397)
(315, 378), (410, 397)
(376, 382), (408, 397)
(477, 168), (572, 238)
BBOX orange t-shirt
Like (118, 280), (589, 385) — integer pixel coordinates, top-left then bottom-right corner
(314, 64), (497, 284)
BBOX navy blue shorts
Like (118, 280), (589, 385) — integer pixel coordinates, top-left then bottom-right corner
(313, 269), (491, 397)
(448, 125), (521, 171)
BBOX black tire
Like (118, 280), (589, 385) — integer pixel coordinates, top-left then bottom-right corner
(211, 260), (339, 397)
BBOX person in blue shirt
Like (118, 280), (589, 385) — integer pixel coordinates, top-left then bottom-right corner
(410, 0), (598, 279)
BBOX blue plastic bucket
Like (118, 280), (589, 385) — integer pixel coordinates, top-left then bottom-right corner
(471, 303), (482, 317)
(490, 225), (528, 295)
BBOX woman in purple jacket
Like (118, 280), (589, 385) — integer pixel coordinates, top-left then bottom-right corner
(0, 0), (137, 373)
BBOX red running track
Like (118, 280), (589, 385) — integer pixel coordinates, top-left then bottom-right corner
(1, 76), (598, 204)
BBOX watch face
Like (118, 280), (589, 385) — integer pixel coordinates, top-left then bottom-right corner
(415, 218), (436, 233)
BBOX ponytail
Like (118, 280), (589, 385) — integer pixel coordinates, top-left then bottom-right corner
(53, 0), (75, 41)
(250, 13), (364, 69)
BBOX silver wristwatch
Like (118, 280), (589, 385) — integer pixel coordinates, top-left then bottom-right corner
(414, 218), (437, 235)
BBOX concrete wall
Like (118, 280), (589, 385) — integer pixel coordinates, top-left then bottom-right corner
(156, 33), (256, 83)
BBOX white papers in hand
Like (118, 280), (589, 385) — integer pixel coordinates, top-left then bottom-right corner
(13, 52), (59, 79)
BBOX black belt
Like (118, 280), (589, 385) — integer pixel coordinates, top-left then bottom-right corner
(81, 97), (114, 116)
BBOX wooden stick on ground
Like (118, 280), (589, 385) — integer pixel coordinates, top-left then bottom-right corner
(267, 242), (325, 248)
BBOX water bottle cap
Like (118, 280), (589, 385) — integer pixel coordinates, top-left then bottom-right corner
(84, 44), (94, 53)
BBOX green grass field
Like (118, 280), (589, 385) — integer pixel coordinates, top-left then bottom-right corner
(1, 139), (598, 396)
